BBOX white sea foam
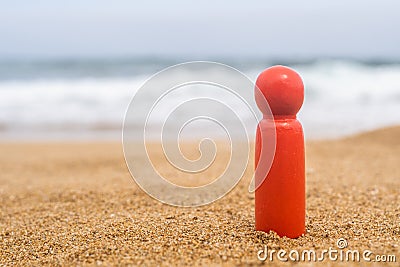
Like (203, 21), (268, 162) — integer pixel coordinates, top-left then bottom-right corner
(0, 60), (399, 140)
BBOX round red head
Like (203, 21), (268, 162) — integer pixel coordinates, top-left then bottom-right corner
(255, 65), (304, 117)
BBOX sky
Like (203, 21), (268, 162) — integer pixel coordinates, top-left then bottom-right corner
(0, 0), (400, 59)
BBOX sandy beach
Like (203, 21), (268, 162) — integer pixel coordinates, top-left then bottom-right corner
(0, 126), (399, 266)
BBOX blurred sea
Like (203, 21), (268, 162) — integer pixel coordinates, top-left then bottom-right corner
(0, 58), (399, 140)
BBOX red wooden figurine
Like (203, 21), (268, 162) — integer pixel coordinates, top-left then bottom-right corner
(254, 65), (305, 238)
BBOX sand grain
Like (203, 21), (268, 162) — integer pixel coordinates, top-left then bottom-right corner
(0, 127), (399, 266)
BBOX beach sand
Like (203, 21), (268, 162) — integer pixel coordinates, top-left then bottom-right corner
(0, 127), (399, 266)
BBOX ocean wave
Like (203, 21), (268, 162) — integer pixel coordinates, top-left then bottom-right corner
(0, 59), (399, 139)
